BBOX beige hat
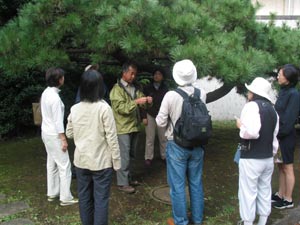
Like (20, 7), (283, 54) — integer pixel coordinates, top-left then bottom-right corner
(172, 59), (197, 86)
(245, 77), (273, 102)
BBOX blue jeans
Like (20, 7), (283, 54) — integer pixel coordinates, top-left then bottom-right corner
(76, 167), (113, 225)
(166, 140), (204, 225)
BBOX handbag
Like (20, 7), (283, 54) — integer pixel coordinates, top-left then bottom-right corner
(274, 148), (283, 163)
(32, 102), (42, 126)
(233, 144), (241, 164)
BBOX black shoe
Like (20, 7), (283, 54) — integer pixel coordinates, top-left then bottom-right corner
(271, 192), (282, 203)
(273, 199), (294, 209)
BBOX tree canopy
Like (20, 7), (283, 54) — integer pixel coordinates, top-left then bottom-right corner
(1, 0), (300, 136)
(1, 0), (300, 79)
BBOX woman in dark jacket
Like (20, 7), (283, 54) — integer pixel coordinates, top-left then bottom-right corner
(272, 64), (300, 209)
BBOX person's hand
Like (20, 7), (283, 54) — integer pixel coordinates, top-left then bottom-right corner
(142, 118), (148, 125)
(147, 96), (153, 104)
(61, 139), (68, 152)
(113, 165), (121, 171)
(135, 97), (148, 105)
(235, 117), (241, 129)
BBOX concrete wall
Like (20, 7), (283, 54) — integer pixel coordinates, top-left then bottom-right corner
(194, 78), (246, 120)
(195, 78), (277, 121)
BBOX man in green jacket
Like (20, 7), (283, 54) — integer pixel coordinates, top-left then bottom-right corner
(110, 62), (153, 193)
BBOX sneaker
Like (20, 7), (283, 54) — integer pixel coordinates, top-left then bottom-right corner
(47, 195), (59, 202)
(144, 159), (152, 167)
(118, 185), (135, 194)
(271, 192), (282, 203)
(130, 180), (141, 187)
(167, 218), (175, 225)
(60, 198), (79, 206)
(273, 199), (294, 209)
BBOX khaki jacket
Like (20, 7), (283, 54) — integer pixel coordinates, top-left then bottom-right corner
(66, 101), (121, 171)
(110, 81), (149, 134)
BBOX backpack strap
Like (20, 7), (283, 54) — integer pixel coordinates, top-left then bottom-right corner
(194, 88), (201, 99)
(175, 87), (201, 99)
(175, 88), (189, 99)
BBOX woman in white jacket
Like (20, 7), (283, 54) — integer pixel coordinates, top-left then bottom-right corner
(66, 69), (121, 225)
(236, 77), (279, 225)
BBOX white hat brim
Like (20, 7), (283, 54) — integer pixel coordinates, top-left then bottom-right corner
(173, 72), (197, 86)
(245, 83), (273, 103)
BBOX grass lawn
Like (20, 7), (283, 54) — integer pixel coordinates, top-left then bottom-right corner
(0, 121), (298, 224)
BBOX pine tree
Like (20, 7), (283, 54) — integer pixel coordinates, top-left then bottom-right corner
(1, 0), (300, 83)
(1, 0), (300, 135)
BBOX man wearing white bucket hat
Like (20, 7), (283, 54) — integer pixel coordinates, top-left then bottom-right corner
(156, 59), (206, 225)
(235, 77), (279, 225)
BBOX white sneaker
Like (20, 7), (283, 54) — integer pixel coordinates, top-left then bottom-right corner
(47, 195), (59, 202)
(60, 198), (78, 206)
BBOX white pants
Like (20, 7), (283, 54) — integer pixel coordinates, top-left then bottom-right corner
(42, 133), (73, 201)
(144, 114), (167, 160)
(238, 158), (274, 223)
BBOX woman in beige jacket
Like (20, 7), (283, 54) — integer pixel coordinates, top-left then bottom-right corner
(66, 69), (121, 225)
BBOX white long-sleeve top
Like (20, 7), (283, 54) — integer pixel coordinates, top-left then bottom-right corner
(41, 87), (65, 135)
(156, 85), (206, 140)
(239, 101), (279, 155)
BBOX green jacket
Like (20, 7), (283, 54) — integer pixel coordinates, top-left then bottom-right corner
(110, 81), (149, 134)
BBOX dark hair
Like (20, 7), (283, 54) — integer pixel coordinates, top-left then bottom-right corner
(152, 68), (165, 77)
(45, 67), (65, 87)
(252, 93), (270, 103)
(80, 70), (104, 102)
(122, 61), (137, 74)
(279, 64), (300, 87)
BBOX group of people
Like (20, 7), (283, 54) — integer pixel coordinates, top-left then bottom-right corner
(40, 59), (300, 225)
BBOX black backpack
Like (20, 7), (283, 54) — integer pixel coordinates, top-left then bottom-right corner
(172, 88), (212, 148)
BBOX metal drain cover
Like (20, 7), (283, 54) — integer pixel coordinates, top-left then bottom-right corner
(150, 184), (190, 205)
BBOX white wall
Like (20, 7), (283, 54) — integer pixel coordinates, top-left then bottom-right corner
(194, 78), (277, 121)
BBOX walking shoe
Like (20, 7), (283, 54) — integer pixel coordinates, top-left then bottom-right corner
(167, 217), (175, 225)
(47, 195), (59, 202)
(271, 192), (282, 203)
(272, 199), (294, 209)
(118, 185), (135, 194)
(130, 180), (141, 186)
(144, 159), (152, 167)
(60, 198), (79, 206)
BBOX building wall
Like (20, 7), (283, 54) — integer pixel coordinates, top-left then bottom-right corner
(252, 0), (300, 15)
(252, 0), (300, 27)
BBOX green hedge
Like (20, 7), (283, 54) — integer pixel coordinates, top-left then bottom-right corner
(0, 69), (80, 137)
